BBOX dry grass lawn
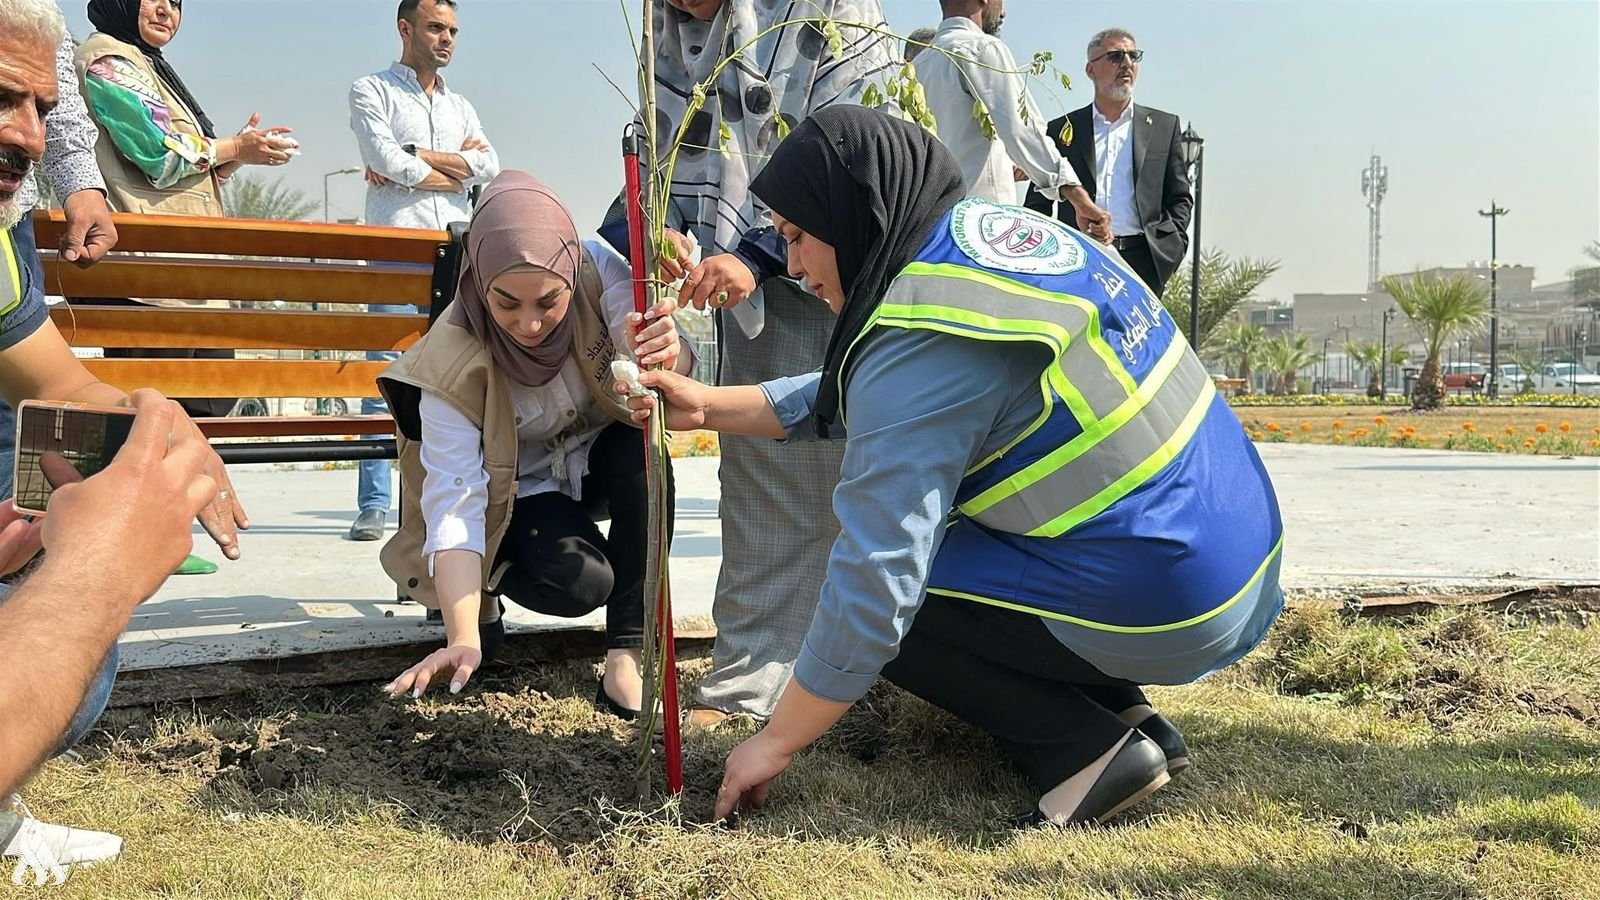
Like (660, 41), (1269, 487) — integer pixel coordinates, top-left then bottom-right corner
(15, 607), (1599, 899)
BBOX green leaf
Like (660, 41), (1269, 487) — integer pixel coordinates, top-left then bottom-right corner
(861, 83), (885, 109)
(717, 121), (732, 159)
(822, 20), (844, 60)
(1029, 50), (1052, 77)
(973, 98), (996, 141)
(1059, 71), (1072, 91)
(1057, 119), (1074, 146)
(659, 234), (678, 263)
(1017, 93), (1030, 125)
(774, 115), (790, 140)
(884, 76), (901, 99)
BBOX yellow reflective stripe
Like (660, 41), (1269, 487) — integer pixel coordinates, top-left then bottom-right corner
(0, 233), (19, 316)
(926, 533), (1285, 633)
(1031, 375), (1215, 537)
(874, 303), (1097, 427)
(899, 261), (1138, 396)
(961, 333), (1189, 521)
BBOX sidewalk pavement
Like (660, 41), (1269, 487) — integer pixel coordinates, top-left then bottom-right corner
(120, 446), (1599, 673)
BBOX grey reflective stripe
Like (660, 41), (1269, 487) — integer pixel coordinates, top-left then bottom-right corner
(968, 348), (1214, 536)
(883, 272), (1131, 422)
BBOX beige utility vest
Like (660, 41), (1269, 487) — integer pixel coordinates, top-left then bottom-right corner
(377, 251), (637, 616)
(74, 33), (224, 219)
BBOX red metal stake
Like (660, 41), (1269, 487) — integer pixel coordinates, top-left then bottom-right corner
(622, 126), (683, 796)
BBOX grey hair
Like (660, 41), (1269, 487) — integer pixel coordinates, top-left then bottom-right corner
(0, 0), (66, 47)
(904, 26), (936, 62)
(1087, 27), (1136, 59)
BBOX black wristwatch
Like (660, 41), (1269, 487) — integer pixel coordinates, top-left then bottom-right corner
(401, 143), (417, 156)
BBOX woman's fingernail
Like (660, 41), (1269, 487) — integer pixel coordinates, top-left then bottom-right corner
(450, 682), (463, 694)
(412, 687), (421, 699)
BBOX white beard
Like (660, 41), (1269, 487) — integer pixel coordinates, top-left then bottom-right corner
(0, 196), (22, 232)
(1106, 84), (1134, 103)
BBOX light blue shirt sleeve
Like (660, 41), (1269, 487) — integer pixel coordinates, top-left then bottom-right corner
(456, 98), (499, 186)
(789, 327), (1045, 702)
(758, 372), (826, 442)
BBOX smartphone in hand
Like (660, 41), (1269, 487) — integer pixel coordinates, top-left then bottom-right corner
(12, 400), (136, 515)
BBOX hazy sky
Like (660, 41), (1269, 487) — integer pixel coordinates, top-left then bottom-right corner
(56, 0), (1599, 300)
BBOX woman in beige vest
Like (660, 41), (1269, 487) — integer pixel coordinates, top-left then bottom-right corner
(378, 172), (693, 719)
(76, 0), (296, 216)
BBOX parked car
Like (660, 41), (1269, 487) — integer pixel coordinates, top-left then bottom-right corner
(1534, 362), (1600, 395)
(1492, 363), (1534, 395)
(1440, 362), (1486, 393)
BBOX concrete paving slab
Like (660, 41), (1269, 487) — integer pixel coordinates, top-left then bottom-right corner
(120, 445), (1599, 673)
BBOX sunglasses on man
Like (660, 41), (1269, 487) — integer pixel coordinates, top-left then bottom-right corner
(1090, 49), (1145, 65)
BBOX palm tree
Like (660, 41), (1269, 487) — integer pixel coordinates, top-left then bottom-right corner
(1381, 273), (1489, 410)
(1345, 340), (1383, 397)
(1259, 333), (1317, 395)
(1160, 250), (1280, 351)
(222, 175), (319, 221)
(1218, 323), (1264, 394)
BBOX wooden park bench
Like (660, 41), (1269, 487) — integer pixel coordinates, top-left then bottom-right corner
(31, 209), (464, 464)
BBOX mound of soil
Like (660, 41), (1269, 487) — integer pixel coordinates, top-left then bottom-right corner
(121, 657), (736, 845)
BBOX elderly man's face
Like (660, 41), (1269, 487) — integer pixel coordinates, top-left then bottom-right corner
(0, 31), (56, 229)
(1086, 35), (1140, 102)
(981, 0), (1006, 36)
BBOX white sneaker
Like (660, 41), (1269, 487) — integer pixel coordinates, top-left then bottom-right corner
(3, 809), (122, 873)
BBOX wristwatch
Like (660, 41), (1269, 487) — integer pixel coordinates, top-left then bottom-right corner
(401, 143), (417, 156)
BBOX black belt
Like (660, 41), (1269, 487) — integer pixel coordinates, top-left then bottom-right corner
(1110, 234), (1147, 251)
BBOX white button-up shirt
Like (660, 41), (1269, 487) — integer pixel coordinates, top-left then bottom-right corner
(917, 17), (1080, 205)
(415, 240), (633, 561)
(348, 62), (499, 229)
(1092, 103), (1140, 237)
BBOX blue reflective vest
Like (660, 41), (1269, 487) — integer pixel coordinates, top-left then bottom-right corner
(840, 200), (1283, 633)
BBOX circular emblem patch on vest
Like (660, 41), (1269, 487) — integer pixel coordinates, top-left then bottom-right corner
(949, 199), (1086, 276)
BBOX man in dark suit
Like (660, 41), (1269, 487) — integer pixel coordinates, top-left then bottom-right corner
(1025, 28), (1193, 296)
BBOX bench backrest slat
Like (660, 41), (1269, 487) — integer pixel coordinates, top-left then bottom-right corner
(48, 307), (424, 352)
(31, 210), (448, 263)
(82, 358), (389, 399)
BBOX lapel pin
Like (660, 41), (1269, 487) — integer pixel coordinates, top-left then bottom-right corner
(1145, 114), (1152, 125)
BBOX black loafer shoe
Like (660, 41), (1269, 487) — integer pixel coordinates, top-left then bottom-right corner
(349, 508), (386, 541)
(1134, 713), (1191, 776)
(594, 681), (640, 721)
(1059, 731), (1170, 826)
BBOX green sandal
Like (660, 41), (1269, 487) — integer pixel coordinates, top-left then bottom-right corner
(173, 554), (218, 576)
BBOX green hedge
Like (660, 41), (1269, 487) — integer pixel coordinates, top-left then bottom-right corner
(1226, 393), (1600, 409)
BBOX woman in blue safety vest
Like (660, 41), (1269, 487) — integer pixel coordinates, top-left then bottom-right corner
(623, 106), (1285, 827)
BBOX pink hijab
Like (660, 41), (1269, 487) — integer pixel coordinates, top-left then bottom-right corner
(447, 171), (583, 387)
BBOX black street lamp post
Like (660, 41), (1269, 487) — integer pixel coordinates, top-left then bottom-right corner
(1478, 200), (1508, 398)
(1380, 307), (1397, 399)
(1178, 124), (1204, 346)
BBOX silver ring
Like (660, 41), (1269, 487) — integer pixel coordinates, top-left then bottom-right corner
(218, 490), (231, 501)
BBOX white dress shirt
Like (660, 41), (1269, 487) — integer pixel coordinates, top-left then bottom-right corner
(1093, 103), (1140, 237)
(917, 17), (1080, 205)
(348, 62), (500, 229)
(416, 240), (633, 562)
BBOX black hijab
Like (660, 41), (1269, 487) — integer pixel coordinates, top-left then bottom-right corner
(87, 0), (216, 138)
(750, 106), (965, 437)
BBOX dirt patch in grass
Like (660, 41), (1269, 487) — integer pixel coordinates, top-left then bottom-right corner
(1253, 605), (1600, 727)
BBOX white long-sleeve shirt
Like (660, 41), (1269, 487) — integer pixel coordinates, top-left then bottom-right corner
(416, 240), (635, 562)
(348, 62), (500, 229)
(917, 17), (1079, 205)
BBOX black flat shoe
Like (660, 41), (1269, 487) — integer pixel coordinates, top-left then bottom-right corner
(593, 681), (641, 721)
(1134, 713), (1191, 776)
(1058, 731), (1170, 826)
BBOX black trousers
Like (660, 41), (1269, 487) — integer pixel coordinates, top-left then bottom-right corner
(1112, 235), (1166, 298)
(880, 592), (1149, 794)
(489, 421), (672, 650)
